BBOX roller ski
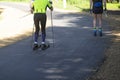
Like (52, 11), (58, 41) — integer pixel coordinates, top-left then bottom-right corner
(98, 28), (103, 37)
(93, 28), (97, 36)
(40, 44), (50, 50)
(93, 28), (103, 37)
(33, 43), (40, 50)
(33, 43), (50, 51)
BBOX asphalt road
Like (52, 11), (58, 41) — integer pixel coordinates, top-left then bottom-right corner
(0, 2), (112, 80)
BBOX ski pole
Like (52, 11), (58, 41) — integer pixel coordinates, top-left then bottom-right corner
(104, 10), (108, 17)
(51, 11), (55, 48)
(89, 9), (92, 15)
(31, 23), (35, 48)
(104, 8), (108, 17)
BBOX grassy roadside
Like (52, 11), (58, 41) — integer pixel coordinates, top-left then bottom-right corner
(52, 0), (120, 12)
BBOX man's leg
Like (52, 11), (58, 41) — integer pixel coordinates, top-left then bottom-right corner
(40, 14), (49, 50)
(41, 14), (47, 44)
(34, 14), (40, 44)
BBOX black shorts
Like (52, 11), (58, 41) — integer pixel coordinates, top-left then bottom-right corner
(93, 7), (103, 14)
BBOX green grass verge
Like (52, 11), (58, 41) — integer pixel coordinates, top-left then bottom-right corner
(53, 0), (120, 12)
(53, 0), (89, 12)
(107, 3), (120, 10)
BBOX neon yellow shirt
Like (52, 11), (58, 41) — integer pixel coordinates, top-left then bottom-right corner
(33, 0), (52, 13)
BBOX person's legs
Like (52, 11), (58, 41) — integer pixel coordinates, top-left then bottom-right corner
(40, 13), (47, 44)
(33, 13), (40, 50)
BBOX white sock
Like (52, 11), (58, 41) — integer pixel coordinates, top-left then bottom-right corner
(41, 42), (45, 44)
(34, 42), (38, 44)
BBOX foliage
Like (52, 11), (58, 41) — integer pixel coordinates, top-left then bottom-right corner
(52, 0), (120, 11)
(0, 0), (119, 11)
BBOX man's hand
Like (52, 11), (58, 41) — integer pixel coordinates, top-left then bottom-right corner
(50, 6), (53, 11)
(49, 0), (53, 4)
(30, 7), (34, 14)
(104, 8), (107, 11)
(30, 9), (33, 14)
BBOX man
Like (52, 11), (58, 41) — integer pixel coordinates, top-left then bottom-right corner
(90, 0), (107, 36)
(30, 0), (53, 50)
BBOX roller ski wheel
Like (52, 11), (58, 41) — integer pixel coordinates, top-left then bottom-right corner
(99, 28), (103, 37)
(93, 31), (97, 37)
(41, 44), (50, 50)
(33, 44), (40, 50)
(93, 30), (97, 36)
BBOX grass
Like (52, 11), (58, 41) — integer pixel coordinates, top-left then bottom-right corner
(53, 0), (120, 12)
(53, 0), (90, 12)
(107, 3), (120, 10)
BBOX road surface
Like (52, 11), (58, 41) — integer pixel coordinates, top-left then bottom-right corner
(0, 2), (112, 80)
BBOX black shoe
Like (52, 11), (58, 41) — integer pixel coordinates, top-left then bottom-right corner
(93, 28), (97, 36)
(93, 30), (97, 36)
(99, 28), (103, 37)
(99, 31), (103, 37)
(41, 44), (49, 50)
(33, 44), (38, 50)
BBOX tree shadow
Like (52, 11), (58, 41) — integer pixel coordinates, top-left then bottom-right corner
(108, 10), (120, 15)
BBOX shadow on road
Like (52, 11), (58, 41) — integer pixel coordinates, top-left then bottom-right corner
(108, 10), (120, 15)
(0, 12), (113, 80)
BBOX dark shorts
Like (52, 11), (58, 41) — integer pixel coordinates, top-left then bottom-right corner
(93, 7), (103, 14)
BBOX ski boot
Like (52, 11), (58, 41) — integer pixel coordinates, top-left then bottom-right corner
(33, 43), (39, 50)
(99, 28), (103, 37)
(93, 28), (97, 36)
(41, 44), (50, 50)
